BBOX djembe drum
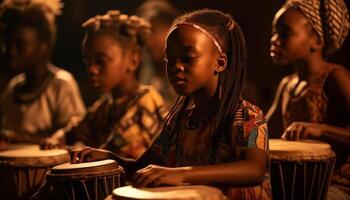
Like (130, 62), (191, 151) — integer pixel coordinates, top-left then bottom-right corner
(47, 159), (124, 200)
(269, 139), (336, 200)
(106, 185), (225, 200)
(0, 147), (69, 200)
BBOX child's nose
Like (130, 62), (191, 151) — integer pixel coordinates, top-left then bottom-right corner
(87, 64), (100, 74)
(271, 34), (281, 46)
(175, 60), (185, 72)
(8, 43), (17, 57)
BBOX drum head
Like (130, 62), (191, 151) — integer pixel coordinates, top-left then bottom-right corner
(112, 185), (224, 200)
(269, 139), (333, 160)
(50, 159), (120, 175)
(0, 148), (69, 167)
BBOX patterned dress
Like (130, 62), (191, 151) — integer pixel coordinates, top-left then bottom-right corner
(149, 100), (272, 200)
(65, 85), (167, 159)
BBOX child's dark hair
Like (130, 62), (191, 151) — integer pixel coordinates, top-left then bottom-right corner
(165, 9), (247, 151)
(0, 0), (63, 54)
(82, 10), (151, 52)
(135, 0), (179, 27)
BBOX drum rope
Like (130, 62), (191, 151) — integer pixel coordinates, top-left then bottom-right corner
(32, 168), (38, 189)
(309, 163), (317, 200)
(71, 181), (76, 200)
(103, 176), (108, 197)
(81, 179), (91, 200)
(278, 163), (287, 200)
(95, 178), (98, 200)
(303, 162), (307, 200)
(291, 164), (297, 200)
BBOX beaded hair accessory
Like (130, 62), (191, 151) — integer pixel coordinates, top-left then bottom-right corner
(82, 10), (151, 47)
(82, 10), (151, 32)
(166, 22), (224, 54)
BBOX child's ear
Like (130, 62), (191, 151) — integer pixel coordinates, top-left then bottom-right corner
(39, 42), (49, 56)
(309, 27), (323, 53)
(215, 53), (227, 73)
(127, 49), (141, 73)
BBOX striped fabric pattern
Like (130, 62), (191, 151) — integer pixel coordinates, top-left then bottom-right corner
(285, 0), (350, 55)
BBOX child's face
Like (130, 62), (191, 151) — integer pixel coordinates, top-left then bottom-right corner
(83, 33), (130, 93)
(165, 25), (220, 96)
(270, 8), (318, 65)
(6, 25), (47, 72)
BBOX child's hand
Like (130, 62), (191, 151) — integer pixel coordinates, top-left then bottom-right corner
(71, 146), (112, 163)
(282, 122), (324, 140)
(40, 137), (60, 149)
(132, 165), (188, 188)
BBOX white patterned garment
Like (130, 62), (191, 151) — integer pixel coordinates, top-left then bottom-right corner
(0, 64), (86, 139)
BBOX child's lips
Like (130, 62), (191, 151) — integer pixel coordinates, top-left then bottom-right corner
(170, 76), (186, 84)
(90, 77), (100, 86)
(270, 45), (282, 58)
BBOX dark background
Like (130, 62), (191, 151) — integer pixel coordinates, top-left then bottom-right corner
(2, 0), (350, 116)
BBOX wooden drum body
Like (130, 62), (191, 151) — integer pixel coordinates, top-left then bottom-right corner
(269, 139), (336, 200)
(47, 159), (124, 200)
(0, 148), (69, 200)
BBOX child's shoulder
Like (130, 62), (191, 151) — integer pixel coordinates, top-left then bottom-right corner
(49, 65), (77, 86)
(232, 99), (266, 126)
(326, 64), (350, 83)
(7, 74), (25, 90)
(280, 73), (299, 92)
(137, 84), (167, 109)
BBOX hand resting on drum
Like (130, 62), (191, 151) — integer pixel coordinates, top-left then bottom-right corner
(282, 122), (323, 140)
(40, 129), (66, 149)
(282, 122), (350, 146)
(132, 165), (189, 187)
(71, 146), (113, 163)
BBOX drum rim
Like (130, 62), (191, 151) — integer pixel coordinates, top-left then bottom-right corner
(0, 148), (69, 158)
(269, 139), (333, 160)
(112, 185), (225, 199)
(50, 159), (123, 177)
(0, 151), (70, 167)
(47, 165), (124, 181)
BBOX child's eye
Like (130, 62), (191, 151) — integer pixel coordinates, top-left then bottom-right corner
(181, 56), (196, 64)
(83, 58), (89, 65)
(95, 57), (107, 66)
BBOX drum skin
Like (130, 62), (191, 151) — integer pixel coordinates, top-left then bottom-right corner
(108, 185), (225, 200)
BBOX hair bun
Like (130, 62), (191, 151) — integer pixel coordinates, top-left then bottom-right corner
(82, 10), (151, 48)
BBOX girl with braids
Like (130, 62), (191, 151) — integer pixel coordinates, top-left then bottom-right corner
(0, 0), (85, 144)
(44, 11), (167, 159)
(72, 9), (272, 200)
(266, 0), (350, 198)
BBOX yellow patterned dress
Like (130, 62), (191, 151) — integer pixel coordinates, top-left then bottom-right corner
(65, 85), (167, 159)
(150, 100), (272, 200)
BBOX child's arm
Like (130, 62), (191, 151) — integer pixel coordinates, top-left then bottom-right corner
(132, 147), (267, 187)
(282, 122), (350, 146)
(71, 145), (163, 179)
(133, 102), (269, 188)
(266, 76), (290, 121)
(283, 65), (350, 146)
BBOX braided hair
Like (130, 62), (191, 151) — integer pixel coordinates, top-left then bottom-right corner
(164, 9), (247, 152)
(82, 10), (151, 52)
